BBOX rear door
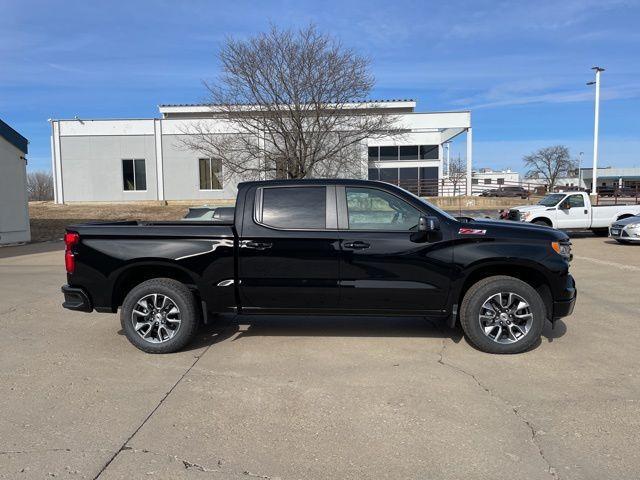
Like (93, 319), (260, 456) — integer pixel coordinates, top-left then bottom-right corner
(556, 194), (589, 229)
(237, 185), (341, 312)
(336, 185), (453, 314)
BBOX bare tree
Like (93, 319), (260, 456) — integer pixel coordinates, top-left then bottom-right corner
(180, 24), (398, 181)
(523, 145), (577, 190)
(447, 154), (467, 196)
(27, 170), (54, 201)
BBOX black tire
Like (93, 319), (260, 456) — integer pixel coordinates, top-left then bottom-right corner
(591, 228), (609, 237)
(459, 276), (546, 354)
(120, 278), (199, 353)
(615, 238), (631, 245)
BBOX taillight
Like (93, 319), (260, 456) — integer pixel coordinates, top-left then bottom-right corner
(64, 232), (80, 274)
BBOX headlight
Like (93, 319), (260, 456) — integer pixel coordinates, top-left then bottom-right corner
(551, 241), (572, 260)
(522, 212), (532, 221)
(626, 223), (640, 231)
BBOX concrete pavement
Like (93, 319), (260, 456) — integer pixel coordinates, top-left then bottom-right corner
(1, 237), (639, 479)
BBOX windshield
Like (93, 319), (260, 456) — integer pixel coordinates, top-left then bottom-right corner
(537, 194), (566, 207)
(404, 189), (458, 221)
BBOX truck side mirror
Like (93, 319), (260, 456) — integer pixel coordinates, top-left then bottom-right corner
(419, 216), (440, 232)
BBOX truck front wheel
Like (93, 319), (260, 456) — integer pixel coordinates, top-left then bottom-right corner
(121, 278), (200, 353)
(459, 276), (546, 354)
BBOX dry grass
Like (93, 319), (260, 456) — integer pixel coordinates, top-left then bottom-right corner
(28, 201), (231, 243)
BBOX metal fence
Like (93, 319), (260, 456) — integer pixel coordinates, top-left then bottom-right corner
(383, 178), (640, 204)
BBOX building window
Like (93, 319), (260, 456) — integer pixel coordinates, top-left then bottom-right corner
(368, 168), (380, 180)
(419, 145), (439, 160)
(472, 178), (479, 185)
(379, 168), (399, 183)
(379, 146), (399, 161)
(497, 178), (504, 185)
(122, 159), (146, 191)
(399, 146), (419, 161)
(484, 179), (492, 185)
(368, 147), (379, 161)
(199, 158), (223, 190)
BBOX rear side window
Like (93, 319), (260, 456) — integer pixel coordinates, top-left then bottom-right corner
(260, 187), (326, 229)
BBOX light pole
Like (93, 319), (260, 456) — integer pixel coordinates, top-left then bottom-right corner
(578, 151), (584, 189)
(587, 66), (604, 194)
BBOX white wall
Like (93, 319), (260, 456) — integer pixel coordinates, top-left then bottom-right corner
(51, 111), (472, 202)
(0, 138), (30, 244)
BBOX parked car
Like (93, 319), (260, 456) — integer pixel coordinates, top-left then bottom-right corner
(61, 179), (576, 355)
(182, 206), (235, 222)
(609, 215), (640, 244)
(479, 186), (529, 198)
(597, 186), (639, 198)
(505, 191), (640, 234)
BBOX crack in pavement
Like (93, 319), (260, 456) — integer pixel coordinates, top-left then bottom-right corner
(437, 339), (559, 480)
(93, 316), (236, 479)
(121, 447), (278, 479)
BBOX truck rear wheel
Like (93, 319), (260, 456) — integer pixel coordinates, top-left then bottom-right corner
(120, 278), (199, 353)
(459, 276), (546, 354)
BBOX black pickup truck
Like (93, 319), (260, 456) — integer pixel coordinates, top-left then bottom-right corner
(62, 179), (576, 354)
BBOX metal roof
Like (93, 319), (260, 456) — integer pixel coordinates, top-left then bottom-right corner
(0, 119), (28, 154)
(158, 99), (416, 108)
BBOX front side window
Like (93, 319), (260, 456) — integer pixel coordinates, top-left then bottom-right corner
(261, 187), (326, 229)
(568, 194), (585, 208)
(199, 158), (223, 190)
(346, 187), (422, 231)
(122, 159), (146, 191)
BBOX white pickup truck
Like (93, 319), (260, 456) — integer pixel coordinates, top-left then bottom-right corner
(506, 192), (640, 234)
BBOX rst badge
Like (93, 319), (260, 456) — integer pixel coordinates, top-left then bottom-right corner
(459, 228), (487, 235)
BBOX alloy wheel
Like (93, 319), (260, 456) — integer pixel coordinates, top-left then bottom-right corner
(131, 293), (181, 344)
(478, 292), (533, 344)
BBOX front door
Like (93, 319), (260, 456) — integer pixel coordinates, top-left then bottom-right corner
(337, 185), (453, 314)
(238, 185), (341, 312)
(556, 194), (589, 229)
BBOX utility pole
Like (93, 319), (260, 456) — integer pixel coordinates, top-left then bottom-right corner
(587, 66), (604, 195)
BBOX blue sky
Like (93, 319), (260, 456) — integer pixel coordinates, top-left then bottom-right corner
(2, 0), (639, 173)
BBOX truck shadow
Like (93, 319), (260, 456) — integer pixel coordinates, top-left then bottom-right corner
(186, 315), (566, 352)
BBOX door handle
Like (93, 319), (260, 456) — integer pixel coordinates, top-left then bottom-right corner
(241, 240), (273, 251)
(343, 241), (370, 250)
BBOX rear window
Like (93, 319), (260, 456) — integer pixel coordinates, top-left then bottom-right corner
(260, 187), (326, 229)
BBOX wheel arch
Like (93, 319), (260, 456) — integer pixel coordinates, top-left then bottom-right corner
(451, 262), (553, 327)
(530, 217), (553, 227)
(111, 261), (198, 312)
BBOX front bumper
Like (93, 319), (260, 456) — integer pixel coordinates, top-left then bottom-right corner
(61, 285), (92, 312)
(552, 275), (576, 320)
(609, 224), (640, 241)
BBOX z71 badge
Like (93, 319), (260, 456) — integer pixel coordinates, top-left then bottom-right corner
(459, 228), (487, 235)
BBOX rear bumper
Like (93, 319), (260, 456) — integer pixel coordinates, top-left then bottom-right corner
(61, 285), (92, 312)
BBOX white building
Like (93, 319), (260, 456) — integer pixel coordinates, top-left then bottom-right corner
(50, 100), (472, 203)
(0, 120), (30, 245)
(471, 168), (520, 191)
